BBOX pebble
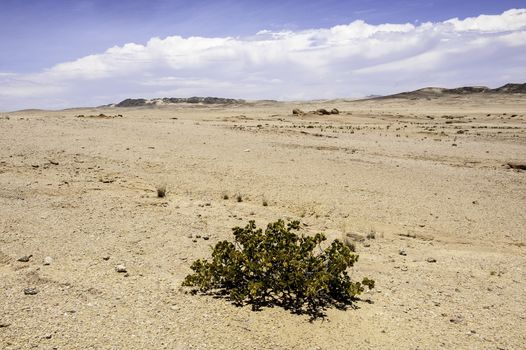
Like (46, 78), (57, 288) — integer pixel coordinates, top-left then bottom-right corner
(18, 255), (32, 262)
(24, 287), (39, 295)
(426, 257), (437, 263)
(43, 256), (53, 265)
(399, 249), (407, 256)
(115, 264), (127, 273)
(450, 315), (463, 324)
(203, 236), (210, 240)
(102, 256), (110, 261)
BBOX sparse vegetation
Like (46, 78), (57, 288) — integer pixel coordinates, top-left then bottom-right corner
(156, 184), (167, 198)
(183, 219), (374, 317)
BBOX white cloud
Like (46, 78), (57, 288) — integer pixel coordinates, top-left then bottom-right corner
(1, 9), (525, 110)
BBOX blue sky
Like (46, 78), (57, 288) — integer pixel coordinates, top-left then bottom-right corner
(1, 0), (525, 110)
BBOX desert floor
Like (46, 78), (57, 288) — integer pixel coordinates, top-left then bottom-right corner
(1, 94), (525, 349)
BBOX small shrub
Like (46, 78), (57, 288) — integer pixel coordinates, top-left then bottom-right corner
(222, 193), (229, 200)
(156, 184), (167, 198)
(262, 198), (268, 206)
(183, 220), (374, 317)
(366, 230), (376, 240)
(236, 193), (243, 202)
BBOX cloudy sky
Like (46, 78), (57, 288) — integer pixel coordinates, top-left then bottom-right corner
(1, 0), (525, 111)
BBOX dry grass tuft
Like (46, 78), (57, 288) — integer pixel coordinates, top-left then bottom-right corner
(156, 184), (167, 198)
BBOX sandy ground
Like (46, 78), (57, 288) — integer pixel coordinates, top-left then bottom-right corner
(0, 94), (525, 349)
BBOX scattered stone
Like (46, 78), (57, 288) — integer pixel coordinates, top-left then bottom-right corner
(0, 322), (11, 328)
(330, 108), (340, 115)
(102, 256), (110, 261)
(400, 266), (408, 271)
(507, 162), (526, 170)
(48, 160), (59, 165)
(18, 255), (32, 262)
(426, 257), (437, 263)
(450, 315), (463, 324)
(203, 236), (210, 240)
(115, 264), (127, 273)
(399, 249), (407, 256)
(316, 108), (331, 115)
(292, 108), (305, 115)
(24, 287), (39, 295)
(43, 256), (53, 265)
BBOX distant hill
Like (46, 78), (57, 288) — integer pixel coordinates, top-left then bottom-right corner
(373, 83), (526, 100)
(113, 97), (246, 107)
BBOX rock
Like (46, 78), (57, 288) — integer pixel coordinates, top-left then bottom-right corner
(24, 287), (39, 295)
(507, 162), (526, 170)
(17, 255), (32, 262)
(43, 256), (53, 265)
(102, 256), (110, 261)
(115, 264), (127, 273)
(316, 108), (331, 115)
(450, 315), (463, 324)
(203, 236), (210, 240)
(0, 322), (10, 328)
(399, 249), (407, 256)
(292, 108), (305, 115)
(426, 257), (437, 263)
(330, 108), (340, 114)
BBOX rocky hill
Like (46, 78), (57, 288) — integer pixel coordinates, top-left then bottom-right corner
(376, 83), (526, 99)
(114, 97), (245, 107)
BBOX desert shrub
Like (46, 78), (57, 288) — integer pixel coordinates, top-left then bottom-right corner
(156, 184), (167, 198)
(183, 220), (374, 317)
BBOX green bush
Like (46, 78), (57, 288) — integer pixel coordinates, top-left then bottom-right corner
(183, 219), (374, 317)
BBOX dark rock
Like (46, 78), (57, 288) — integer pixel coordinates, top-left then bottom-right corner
(316, 108), (331, 115)
(426, 257), (437, 263)
(507, 162), (526, 170)
(24, 287), (39, 295)
(17, 255), (32, 262)
(330, 108), (340, 114)
(292, 108), (304, 115)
